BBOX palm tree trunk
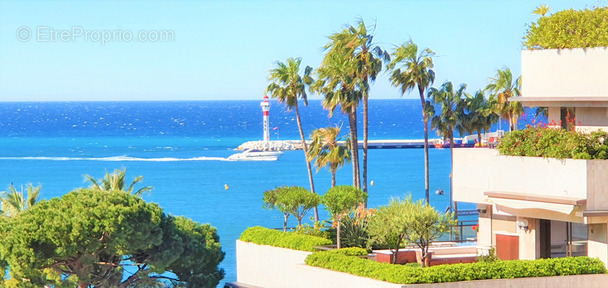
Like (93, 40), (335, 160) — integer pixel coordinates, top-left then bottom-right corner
(294, 102), (319, 222)
(336, 217), (342, 249)
(419, 86), (430, 205)
(449, 127), (454, 213)
(348, 106), (361, 189)
(477, 130), (482, 148)
(331, 169), (336, 187)
(362, 96), (368, 205)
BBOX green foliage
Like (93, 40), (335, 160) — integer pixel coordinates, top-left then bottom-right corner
(239, 226), (332, 252)
(367, 198), (411, 263)
(324, 247), (368, 257)
(305, 252), (606, 284)
(293, 221), (331, 239)
(339, 213), (369, 249)
(323, 185), (367, 219)
(84, 168), (152, 196)
(308, 126), (351, 187)
(367, 196), (455, 266)
(0, 183), (41, 217)
(0, 189), (224, 287)
(428, 81), (466, 145)
(477, 247), (499, 263)
(498, 127), (608, 159)
(263, 186), (321, 230)
(486, 67), (521, 131)
(323, 185), (367, 249)
(524, 7), (608, 50)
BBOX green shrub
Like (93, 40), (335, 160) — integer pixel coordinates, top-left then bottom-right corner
(324, 247), (368, 257)
(498, 127), (608, 159)
(293, 221), (331, 239)
(240, 226), (332, 251)
(524, 7), (608, 49)
(305, 251), (606, 284)
(477, 247), (499, 263)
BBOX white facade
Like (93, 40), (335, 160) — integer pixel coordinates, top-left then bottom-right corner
(453, 47), (608, 265)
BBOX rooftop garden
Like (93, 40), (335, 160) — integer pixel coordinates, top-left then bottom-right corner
(498, 126), (608, 159)
(523, 6), (608, 49)
(306, 250), (606, 284)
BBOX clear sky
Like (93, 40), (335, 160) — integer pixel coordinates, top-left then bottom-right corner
(0, 0), (604, 101)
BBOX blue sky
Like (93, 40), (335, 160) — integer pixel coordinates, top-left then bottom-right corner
(0, 0), (604, 101)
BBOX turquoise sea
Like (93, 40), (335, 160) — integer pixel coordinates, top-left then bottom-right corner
(0, 99), (526, 284)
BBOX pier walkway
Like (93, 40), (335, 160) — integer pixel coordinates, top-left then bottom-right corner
(236, 139), (476, 151)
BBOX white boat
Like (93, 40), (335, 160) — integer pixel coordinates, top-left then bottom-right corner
(228, 149), (283, 161)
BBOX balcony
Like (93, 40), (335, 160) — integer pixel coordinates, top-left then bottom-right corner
(452, 149), (608, 222)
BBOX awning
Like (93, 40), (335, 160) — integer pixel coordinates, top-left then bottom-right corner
(486, 198), (577, 215)
(484, 191), (585, 215)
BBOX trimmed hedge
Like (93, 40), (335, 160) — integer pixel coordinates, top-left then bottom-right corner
(323, 247), (368, 257)
(498, 127), (608, 159)
(523, 7), (608, 49)
(305, 251), (606, 284)
(239, 226), (332, 251)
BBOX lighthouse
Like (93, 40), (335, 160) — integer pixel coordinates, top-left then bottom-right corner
(261, 95), (270, 141)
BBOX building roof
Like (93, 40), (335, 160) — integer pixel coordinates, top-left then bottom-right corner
(510, 96), (608, 107)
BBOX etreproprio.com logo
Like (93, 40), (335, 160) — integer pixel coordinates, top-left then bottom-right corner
(16, 26), (175, 45)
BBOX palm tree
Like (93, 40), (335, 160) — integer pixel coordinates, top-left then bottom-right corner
(312, 51), (362, 190)
(429, 81), (466, 166)
(308, 126), (351, 187)
(533, 4), (550, 17)
(266, 57), (319, 222)
(486, 67), (522, 131)
(323, 20), (389, 195)
(85, 168), (152, 196)
(387, 40), (435, 204)
(0, 183), (41, 217)
(461, 90), (499, 147)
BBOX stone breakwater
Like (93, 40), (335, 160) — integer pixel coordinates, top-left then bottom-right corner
(236, 140), (305, 151)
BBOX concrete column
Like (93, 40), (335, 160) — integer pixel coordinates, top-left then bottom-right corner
(518, 217), (540, 260)
(477, 204), (492, 247)
(588, 223), (608, 267)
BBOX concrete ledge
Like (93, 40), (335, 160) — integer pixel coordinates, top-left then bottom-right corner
(403, 274), (608, 288)
(236, 240), (608, 288)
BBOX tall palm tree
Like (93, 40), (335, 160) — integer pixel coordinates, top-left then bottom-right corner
(85, 168), (152, 196)
(0, 183), (41, 217)
(323, 20), (389, 195)
(266, 57), (319, 222)
(486, 67), (522, 132)
(429, 81), (466, 166)
(387, 40), (435, 204)
(308, 126), (351, 187)
(312, 51), (362, 190)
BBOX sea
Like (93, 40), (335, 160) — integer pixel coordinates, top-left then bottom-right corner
(0, 99), (534, 285)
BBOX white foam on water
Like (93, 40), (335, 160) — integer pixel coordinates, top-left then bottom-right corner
(0, 156), (231, 162)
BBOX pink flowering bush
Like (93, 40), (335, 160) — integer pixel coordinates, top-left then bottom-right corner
(498, 127), (608, 160)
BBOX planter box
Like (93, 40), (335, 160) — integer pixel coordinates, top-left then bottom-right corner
(235, 240), (402, 288)
(234, 240), (608, 288)
(375, 249), (418, 264)
(521, 48), (608, 99)
(453, 149), (608, 213)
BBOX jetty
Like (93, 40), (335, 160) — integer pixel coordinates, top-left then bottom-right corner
(237, 139), (471, 151)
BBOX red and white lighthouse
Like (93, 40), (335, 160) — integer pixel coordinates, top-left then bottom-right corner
(261, 95), (270, 142)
